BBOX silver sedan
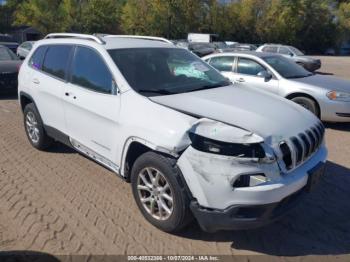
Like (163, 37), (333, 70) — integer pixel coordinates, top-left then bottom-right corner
(202, 51), (350, 122)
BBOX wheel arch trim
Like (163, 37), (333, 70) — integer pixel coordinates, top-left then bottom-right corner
(120, 136), (180, 178)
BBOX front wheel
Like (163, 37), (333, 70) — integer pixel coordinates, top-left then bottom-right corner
(130, 152), (192, 232)
(291, 96), (319, 117)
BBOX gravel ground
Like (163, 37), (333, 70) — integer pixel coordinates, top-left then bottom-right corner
(0, 56), (349, 261)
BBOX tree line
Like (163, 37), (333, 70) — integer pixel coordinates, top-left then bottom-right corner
(1, 0), (350, 53)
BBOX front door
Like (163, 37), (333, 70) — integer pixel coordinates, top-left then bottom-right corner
(63, 46), (121, 163)
(233, 57), (279, 95)
(207, 55), (236, 80)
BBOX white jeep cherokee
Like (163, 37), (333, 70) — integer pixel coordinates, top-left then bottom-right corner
(18, 33), (328, 232)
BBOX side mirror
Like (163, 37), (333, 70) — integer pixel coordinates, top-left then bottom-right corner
(289, 53), (294, 57)
(225, 77), (234, 84)
(257, 70), (273, 82)
(112, 79), (119, 95)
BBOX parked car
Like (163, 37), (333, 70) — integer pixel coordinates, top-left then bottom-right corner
(225, 41), (238, 46)
(0, 41), (19, 54)
(188, 42), (215, 57)
(18, 33), (327, 233)
(211, 41), (236, 53)
(257, 44), (321, 72)
(0, 45), (21, 94)
(324, 48), (336, 56)
(17, 41), (36, 59)
(0, 34), (19, 53)
(231, 43), (258, 51)
(174, 40), (189, 49)
(203, 51), (350, 122)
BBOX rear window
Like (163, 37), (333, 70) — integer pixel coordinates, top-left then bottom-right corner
(42, 45), (72, 80)
(29, 46), (47, 70)
(209, 56), (235, 71)
(263, 46), (278, 53)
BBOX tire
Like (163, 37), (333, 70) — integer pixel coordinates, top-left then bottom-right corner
(291, 96), (319, 117)
(23, 103), (53, 150)
(130, 151), (192, 232)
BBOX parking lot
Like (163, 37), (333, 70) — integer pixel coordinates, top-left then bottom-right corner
(0, 56), (349, 259)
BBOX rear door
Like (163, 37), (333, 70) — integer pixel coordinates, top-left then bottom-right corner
(28, 44), (73, 133)
(233, 57), (279, 95)
(207, 56), (235, 80)
(63, 45), (121, 163)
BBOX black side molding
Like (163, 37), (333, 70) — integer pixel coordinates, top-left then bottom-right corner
(44, 125), (72, 148)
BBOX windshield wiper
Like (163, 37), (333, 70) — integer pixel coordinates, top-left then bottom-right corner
(286, 75), (310, 79)
(137, 89), (176, 95)
(186, 82), (229, 93)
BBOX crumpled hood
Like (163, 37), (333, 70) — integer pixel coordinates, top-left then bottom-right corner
(291, 74), (350, 92)
(150, 85), (319, 145)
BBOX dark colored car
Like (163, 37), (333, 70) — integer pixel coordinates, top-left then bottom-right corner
(230, 43), (258, 51)
(211, 41), (237, 53)
(0, 45), (22, 94)
(188, 42), (215, 57)
(257, 44), (321, 72)
(256, 44), (321, 72)
(0, 35), (19, 53)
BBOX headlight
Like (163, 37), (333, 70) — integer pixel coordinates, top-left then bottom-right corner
(327, 91), (350, 102)
(189, 132), (266, 158)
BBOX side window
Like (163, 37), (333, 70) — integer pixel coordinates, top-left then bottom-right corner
(71, 46), (112, 94)
(42, 45), (72, 80)
(263, 46), (278, 53)
(279, 46), (292, 55)
(29, 46), (47, 70)
(237, 58), (266, 76)
(209, 56), (235, 71)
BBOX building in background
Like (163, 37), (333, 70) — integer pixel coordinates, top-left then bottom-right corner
(11, 26), (42, 43)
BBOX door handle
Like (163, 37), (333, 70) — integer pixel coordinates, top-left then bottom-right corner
(32, 78), (40, 84)
(236, 78), (245, 83)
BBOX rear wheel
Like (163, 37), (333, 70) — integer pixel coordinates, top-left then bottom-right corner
(291, 96), (319, 117)
(23, 103), (53, 150)
(130, 152), (192, 232)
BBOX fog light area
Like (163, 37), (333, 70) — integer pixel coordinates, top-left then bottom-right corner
(232, 173), (268, 188)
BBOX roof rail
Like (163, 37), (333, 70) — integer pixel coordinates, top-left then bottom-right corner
(45, 33), (105, 44)
(104, 35), (173, 44)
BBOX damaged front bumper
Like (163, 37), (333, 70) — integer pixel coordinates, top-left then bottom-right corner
(177, 144), (328, 232)
(190, 186), (306, 232)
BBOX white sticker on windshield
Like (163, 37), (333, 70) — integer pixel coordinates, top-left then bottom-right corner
(191, 62), (210, 72)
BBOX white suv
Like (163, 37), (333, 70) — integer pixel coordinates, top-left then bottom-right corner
(18, 33), (328, 232)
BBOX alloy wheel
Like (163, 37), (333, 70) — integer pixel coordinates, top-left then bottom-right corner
(137, 167), (174, 220)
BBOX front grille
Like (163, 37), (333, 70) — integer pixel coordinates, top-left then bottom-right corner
(280, 142), (292, 169)
(279, 122), (325, 171)
(291, 137), (303, 165)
